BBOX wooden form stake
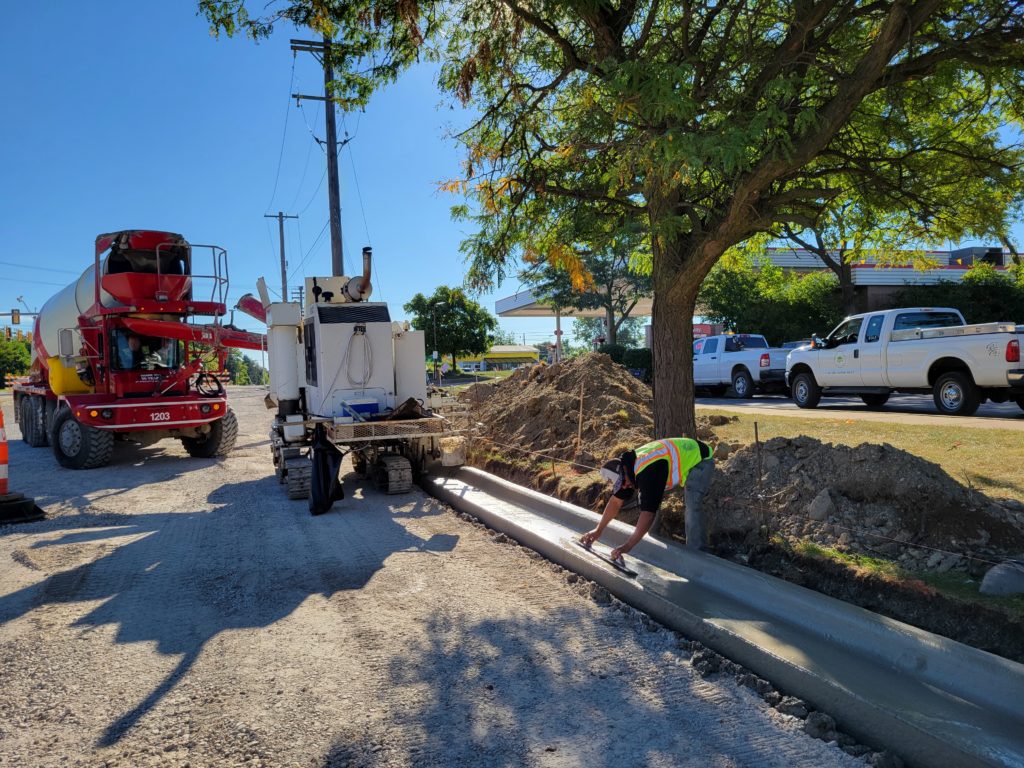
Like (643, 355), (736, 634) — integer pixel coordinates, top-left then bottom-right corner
(576, 381), (584, 455)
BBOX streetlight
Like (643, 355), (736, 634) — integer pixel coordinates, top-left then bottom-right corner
(431, 301), (447, 387)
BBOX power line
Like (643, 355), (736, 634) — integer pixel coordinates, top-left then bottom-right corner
(298, 167), (328, 214)
(289, 101), (322, 210)
(288, 218), (330, 282)
(265, 53), (297, 213)
(0, 260), (78, 275)
(1, 277), (68, 287)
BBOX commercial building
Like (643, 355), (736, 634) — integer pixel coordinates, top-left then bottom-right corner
(456, 344), (540, 372)
(762, 245), (1012, 312)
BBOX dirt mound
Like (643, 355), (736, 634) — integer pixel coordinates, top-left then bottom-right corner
(705, 436), (1024, 573)
(461, 354), (728, 463)
(460, 353), (655, 463)
(461, 354), (732, 512)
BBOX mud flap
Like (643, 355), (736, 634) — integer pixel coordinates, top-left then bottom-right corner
(308, 424), (344, 516)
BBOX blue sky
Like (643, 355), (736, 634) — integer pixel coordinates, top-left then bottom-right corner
(0, 1), (558, 351)
(2, 3), (1020, 353)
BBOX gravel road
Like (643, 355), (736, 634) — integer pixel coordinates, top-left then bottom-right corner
(0, 387), (862, 767)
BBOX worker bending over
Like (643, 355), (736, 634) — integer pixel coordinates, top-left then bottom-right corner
(580, 438), (715, 566)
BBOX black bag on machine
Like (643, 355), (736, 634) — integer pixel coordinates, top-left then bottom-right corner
(309, 423), (345, 515)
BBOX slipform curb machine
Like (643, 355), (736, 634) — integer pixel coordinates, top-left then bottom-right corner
(253, 247), (462, 506)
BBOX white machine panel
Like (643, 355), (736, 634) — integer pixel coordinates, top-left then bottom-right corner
(266, 301), (302, 402)
(304, 302), (396, 417)
(394, 328), (427, 405)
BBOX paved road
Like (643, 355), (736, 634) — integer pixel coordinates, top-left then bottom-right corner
(0, 388), (858, 768)
(697, 392), (1024, 430)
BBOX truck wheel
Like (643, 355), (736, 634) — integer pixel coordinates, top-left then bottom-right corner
(933, 372), (980, 416)
(51, 408), (115, 469)
(19, 397), (46, 448)
(860, 393), (890, 409)
(19, 398), (34, 445)
(731, 369), (754, 399)
(29, 396), (49, 447)
(181, 408), (238, 458)
(791, 372), (821, 409)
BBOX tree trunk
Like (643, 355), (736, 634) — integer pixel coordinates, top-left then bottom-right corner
(605, 306), (617, 345)
(651, 244), (703, 439)
(839, 261), (856, 315)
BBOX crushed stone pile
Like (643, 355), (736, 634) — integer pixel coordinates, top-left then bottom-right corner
(704, 436), (1024, 573)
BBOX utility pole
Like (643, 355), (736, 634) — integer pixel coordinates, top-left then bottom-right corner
(291, 286), (305, 306)
(265, 211), (298, 300)
(291, 36), (347, 277)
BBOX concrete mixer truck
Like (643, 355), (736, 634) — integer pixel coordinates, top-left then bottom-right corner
(12, 230), (266, 469)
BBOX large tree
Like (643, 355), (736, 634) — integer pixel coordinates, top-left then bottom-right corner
(403, 286), (498, 367)
(203, 0), (1024, 436)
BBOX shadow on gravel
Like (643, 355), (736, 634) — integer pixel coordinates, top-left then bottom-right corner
(0, 478), (456, 747)
(320, 609), (794, 768)
(0, 439), (202, 513)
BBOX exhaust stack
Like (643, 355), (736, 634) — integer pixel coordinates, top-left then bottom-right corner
(344, 246), (373, 301)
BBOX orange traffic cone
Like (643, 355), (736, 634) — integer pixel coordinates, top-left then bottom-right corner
(0, 407), (45, 524)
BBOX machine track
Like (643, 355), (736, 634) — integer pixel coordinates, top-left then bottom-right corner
(284, 457), (311, 500)
(374, 455), (413, 495)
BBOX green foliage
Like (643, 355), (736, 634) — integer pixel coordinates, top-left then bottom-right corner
(246, 357), (270, 385)
(489, 328), (519, 346)
(495, 211), (652, 344)
(222, 347), (269, 385)
(622, 347), (652, 372)
(0, 337), (31, 385)
(200, 0), (441, 111)
(596, 343), (627, 364)
(699, 254), (843, 344)
(893, 265), (1024, 324)
(570, 316), (646, 349)
(404, 286), (498, 365)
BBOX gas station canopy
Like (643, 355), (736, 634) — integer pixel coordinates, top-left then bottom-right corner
(495, 289), (653, 318)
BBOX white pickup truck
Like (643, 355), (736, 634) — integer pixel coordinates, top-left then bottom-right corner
(693, 333), (789, 398)
(786, 307), (1024, 416)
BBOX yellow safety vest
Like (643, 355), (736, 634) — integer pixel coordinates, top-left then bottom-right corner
(633, 438), (705, 490)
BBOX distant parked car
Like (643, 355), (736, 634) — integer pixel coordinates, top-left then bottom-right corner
(782, 339), (812, 350)
(692, 333), (788, 397)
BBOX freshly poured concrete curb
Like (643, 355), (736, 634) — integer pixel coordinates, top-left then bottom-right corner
(423, 467), (1024, 768)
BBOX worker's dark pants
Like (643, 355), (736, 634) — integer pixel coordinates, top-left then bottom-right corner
(684, 458), (715, 549)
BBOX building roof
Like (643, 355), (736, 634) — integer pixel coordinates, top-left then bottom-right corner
(495, 246), (1011, 317)
(487, 345), (539, 354)
(495, 289), (653, 318)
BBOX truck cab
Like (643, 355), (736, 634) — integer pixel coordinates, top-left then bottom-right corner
(787, 307), (1024, 415)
